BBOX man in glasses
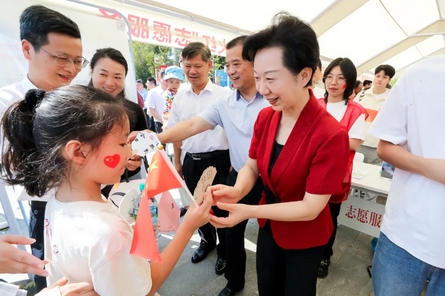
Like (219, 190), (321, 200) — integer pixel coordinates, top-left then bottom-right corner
(0, 5), (84, 293)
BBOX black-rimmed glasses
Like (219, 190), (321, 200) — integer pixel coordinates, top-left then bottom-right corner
(38, 47), (89, 70)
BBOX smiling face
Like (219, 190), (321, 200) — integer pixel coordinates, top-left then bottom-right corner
(85, 119), (132, 185)
(253, 47), (311, 112)
(24, 32), (83, 91)
(166, 78), (181, 92)
(183, 53), (212, 89)
(225, 44), (255, 92)
(324, 66), (347, 101)
(90, 57), (126, 97)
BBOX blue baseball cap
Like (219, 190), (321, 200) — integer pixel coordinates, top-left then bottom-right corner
(164, 66), (186, 82)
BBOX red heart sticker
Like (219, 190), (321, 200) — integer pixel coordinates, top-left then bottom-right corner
(104, 154), (120, 168)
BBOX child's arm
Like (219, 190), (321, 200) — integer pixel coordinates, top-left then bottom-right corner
(147, 192), (213, 295)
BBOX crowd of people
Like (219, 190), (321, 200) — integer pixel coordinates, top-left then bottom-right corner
(0, 4), (444, 296)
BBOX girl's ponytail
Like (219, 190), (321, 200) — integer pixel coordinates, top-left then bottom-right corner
(2, 89), (46, 196)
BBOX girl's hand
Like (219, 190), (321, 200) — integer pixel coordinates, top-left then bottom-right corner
(210, 203), (249, 228)
(181, 188), (213, 233)
(210, 185), (242, 205)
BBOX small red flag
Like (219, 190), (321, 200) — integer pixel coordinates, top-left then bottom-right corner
(130, 151), (184, 261)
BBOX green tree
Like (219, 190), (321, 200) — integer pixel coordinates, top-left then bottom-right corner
(132, 42), (182, 83)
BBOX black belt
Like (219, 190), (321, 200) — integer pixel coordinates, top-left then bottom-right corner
(30, 201), (47, 208)
(186, 150), (228, 161)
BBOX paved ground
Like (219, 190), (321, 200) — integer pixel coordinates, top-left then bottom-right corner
(0, 190), (388, 296)
(156, 220), (376, 296)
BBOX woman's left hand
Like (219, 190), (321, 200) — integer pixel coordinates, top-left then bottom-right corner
(209, 202), (249, 228)
(126, 155), (142, 171)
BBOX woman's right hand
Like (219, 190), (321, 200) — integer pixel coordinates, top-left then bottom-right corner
(181, 189), (213, 232)
(210, 184), (242, 204)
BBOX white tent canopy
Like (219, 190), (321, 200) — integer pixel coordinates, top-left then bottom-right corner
(9, 0), (444, 80)
(117, 0), (445, 79)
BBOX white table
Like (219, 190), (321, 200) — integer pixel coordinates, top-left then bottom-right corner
(338, 162), (392, 238)
(351, 162), (391, 196)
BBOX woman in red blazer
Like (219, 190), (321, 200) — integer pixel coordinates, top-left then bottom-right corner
(210, 13), (350, 296)
(317, 58), (368, 278)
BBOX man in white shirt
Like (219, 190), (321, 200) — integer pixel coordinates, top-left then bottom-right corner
(369, 56), (445, 295)
(0, 5), (85, 292)
(167, 42), (231, 273)
(147, 70), (167, 133)
(354, 64), (395, 164)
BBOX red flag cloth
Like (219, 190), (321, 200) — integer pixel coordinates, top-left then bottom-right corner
(130, 194), (161, 261)
(158, 191), (180, 233)
(130, 150), (183, 261)
(145, 150), (183, 198)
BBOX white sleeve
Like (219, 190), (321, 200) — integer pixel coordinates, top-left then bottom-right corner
(0, 281), (29, 296)
(348, 113), (365, 140)
(147, 90), (157, 109)
(368, 76), (409, 146)
(199, 98), (221, 128)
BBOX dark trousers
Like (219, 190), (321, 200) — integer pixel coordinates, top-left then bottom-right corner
(224, 169), (263, 291)
(154, 121), (163, 134)
(182, 150), (230, 258)
(322, 202), (342, 260)
(30, 202), (47, 292)
(144, 110), (155, 132)
(257, 221), (325, 296)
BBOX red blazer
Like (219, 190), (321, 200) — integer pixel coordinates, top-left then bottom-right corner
(317, 99), (368, 203)
(249, 94), (349, 249)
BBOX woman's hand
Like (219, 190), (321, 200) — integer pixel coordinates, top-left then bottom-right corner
(181, 188), (213, 233)
(40, 277), (98, 296)
(0, 235), (48, 276)
(210, 203), (249, 228)
(126, 154), (142, 171)
(210, 185), (242, 205)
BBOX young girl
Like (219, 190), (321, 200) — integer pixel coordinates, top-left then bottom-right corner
(1, 85), (212, 296)
(317, 57), (367, 278)
(88, 48), (147, 197)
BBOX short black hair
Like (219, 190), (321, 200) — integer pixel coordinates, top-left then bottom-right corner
(147, 78), (157, 86)
(355, 80), (362, 88)
(226, 36), (248, 50)
(375, 64), (395, 79)
(182, 42), (212, 62)
(242, 12), (319, 87)
(323, 57), (357, 103)
(136, 79), (143, 84)
(316, 58), (322, 70)
(363, 80), (372, 87)
(20, 5), (81, 50)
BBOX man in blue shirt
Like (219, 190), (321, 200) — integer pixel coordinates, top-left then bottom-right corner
(158, 36), (268, 296)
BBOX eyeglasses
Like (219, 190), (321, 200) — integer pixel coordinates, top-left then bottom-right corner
(324, 74), (347, 84)
(38, 47), (89, 70)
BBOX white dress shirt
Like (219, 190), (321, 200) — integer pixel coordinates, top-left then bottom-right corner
(147, 85), (165, 122)
(167, 80), (229, 153)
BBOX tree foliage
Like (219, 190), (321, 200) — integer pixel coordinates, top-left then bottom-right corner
(132, 41), (225, 83)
